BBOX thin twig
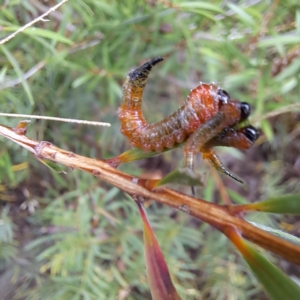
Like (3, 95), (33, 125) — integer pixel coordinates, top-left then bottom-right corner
(29, 0), (76, 32)
(0, 61), (46, 89)
(250, 103), (300, 124)
(0, 113), (111, 127)
(0, 0), (69, 45)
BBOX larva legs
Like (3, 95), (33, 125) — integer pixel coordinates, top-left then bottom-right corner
(183, 103), (252, 183)
(200, 125), (259, 183)
(183, 109), (236, 170)
(202, 149), (244, 183)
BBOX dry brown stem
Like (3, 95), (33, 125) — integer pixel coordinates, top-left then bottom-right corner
(1, 122), (300, 265)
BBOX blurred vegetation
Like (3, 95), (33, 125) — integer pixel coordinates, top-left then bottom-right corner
(0, 0), (300, 299)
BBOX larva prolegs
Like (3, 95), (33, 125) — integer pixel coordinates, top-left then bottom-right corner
(183, 111), (227, 171)
(202, 149), (244, 184)
(183, 101), (252, 183)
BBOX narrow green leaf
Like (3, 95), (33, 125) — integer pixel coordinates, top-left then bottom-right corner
(247, 194), (300, 214)
(26, 34), (57, 54)
(296, 10), (300, 35)
(111, 266), (129, 288)
(91, 1), (118, 17)
(248, 222), (300, 246)
(72, 73), (93, 88)
(274, 58), (300, 82)
(144, 45), (177, 58)
(183, 10), (217, 22)
(154, 168), (205, 188)
(106, 144), (182, 166)
(224, 70), (257, 88)
(227, 189), (248, 204)
(227, 3), (255, 25)
(224, 227), (300, 300)
(280, 77), (298, 94)
(258, 35), (300, 48)
(1, 45), (34, 105)
(37, 158), (67, 174)
(120, 14), (151, 26)
(247, 247), (300, 300)
(0, 66), (7, 82)
(261, 119), (274, 141)
(179, 2), (223, 13)
(77, 0), (94, 17)
(4, 27), (73, 45)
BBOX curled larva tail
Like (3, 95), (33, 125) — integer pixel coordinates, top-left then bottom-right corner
(117, 57), (164, 144)
(128, 57), (163, 88)
(120, 57), (163, 111)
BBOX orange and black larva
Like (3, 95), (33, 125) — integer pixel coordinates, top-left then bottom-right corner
(117, 57), (259, 183)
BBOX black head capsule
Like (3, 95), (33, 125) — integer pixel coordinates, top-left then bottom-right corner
(218, 89), (230, 105)
(243, 125), (259, 143)
(129, 57), (164, 85)
(240, 102), (251, 121)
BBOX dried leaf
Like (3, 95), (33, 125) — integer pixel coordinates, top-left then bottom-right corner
(137, 202), (180, 300)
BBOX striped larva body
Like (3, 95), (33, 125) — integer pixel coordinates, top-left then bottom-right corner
(117, 58), (258, 183)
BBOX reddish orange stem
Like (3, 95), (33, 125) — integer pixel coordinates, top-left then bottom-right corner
(1, 123), (300, 266)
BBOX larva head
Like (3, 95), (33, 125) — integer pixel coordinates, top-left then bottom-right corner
(240, 102), (251, 121)
(230, 125), (259, 149)
(242, 125), (259, 143)
(217, 89), (231, 104)
(203, 125), (259, 150)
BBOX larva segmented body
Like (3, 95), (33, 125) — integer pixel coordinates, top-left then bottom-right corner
(119, 81), (221, 152)
(118, 57), (258, 183)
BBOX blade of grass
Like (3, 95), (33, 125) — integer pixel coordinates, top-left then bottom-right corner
(150, 168), (205, 189)
(248, 222), (300, 246)
(227, 3), (255, 25)
(179, 2), (223, 14)
(3, 27), (73, 45)
(1, 45), (34, 105)
(258, 35), (300, 48)
(224, 226), (300, 300)
(105, 144), (182, 167)
(230, 194), (300, 214)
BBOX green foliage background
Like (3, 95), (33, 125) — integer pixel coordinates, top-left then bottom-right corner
(0, 0), (300, 299)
